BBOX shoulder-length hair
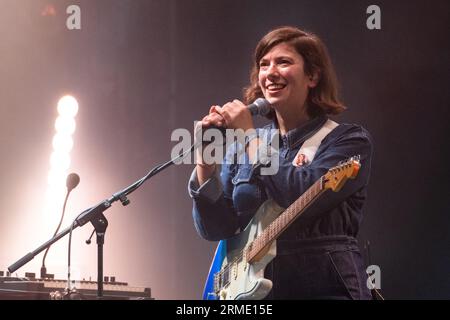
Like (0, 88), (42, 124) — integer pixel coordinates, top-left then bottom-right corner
(243, 26), (346, 118)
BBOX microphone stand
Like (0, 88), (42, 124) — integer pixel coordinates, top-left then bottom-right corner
(8, 142), (197, 299)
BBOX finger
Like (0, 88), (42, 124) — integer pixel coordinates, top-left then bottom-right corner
(209, 113), (225, 126)
(232, 99), (244, 105)
(210, 105), (222, 114)
(215, 106), (232, 126)
(233, 99), (247, 109)
(201, 115), (211, 126)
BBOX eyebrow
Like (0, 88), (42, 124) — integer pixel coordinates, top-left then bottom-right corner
(260, 55), (294, 62)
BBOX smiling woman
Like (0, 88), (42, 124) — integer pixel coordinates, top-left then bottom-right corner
(188, 26), (374, 300)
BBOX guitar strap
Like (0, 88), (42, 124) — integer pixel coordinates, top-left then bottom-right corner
(292, 119), (339, 167)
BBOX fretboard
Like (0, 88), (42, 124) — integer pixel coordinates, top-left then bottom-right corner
(246, 177), (325, 261)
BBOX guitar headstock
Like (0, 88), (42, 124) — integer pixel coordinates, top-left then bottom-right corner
(323, 156), (361, 192)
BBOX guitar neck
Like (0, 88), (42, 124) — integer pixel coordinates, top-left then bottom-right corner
(247, 177), (325, 262)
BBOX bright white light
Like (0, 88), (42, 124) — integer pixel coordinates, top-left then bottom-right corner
(57, 95), (79, 117)
(44, 190), (65, 210)
(47, 169), (67, 187)
(46, 184), (66, 199)
(52, 134), (74, 153)
(50, 151), (71, 172)
(55, 116), (76, 135)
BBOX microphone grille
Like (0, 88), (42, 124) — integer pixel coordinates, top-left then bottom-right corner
(66, 173), (80, 191)
(252, 98), (272, 116)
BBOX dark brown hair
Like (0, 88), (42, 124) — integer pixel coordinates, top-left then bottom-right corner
(243, 26), (346, 118)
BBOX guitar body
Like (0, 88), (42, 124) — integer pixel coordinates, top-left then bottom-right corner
(203, 199), (284, 300)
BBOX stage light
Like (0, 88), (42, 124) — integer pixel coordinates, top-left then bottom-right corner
(49, 152), (71, 173)
(55, 116), (76, 135)
(57, 95), (79, 118)
(43, 95), (79, 224)
(52, 134), (74, 153)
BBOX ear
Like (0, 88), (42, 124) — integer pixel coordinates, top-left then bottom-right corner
(307, 71), (320, 88)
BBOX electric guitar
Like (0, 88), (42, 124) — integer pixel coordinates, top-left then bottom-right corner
(202, 156), (361, 300)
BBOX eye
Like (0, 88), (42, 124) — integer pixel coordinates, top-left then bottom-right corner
(259, 60), (269, 69)
(279, 59), (291, 66)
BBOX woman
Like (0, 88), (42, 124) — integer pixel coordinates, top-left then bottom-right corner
(188, 26), (373, 299)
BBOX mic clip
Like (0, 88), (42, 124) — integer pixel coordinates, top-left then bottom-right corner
(118, 194), (130, 206)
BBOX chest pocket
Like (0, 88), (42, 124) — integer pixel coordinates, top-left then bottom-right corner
(231, 166), (265, 222)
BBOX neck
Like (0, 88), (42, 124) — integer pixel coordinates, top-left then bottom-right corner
(275, 103), (311, 135)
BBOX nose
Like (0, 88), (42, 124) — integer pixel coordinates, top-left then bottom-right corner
(266, 63), (280, 80)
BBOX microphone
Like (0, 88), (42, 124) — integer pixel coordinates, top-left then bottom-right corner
(66, 173), (80, 192)
(247, 98), (271, 116)
(40, 173), (80, 279)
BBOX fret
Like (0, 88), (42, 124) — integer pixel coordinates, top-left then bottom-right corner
(287, 212), (291, 226)
(261, 230), (266, 247)
(223, 266), (229, 287)
(214, 273), (219, 292)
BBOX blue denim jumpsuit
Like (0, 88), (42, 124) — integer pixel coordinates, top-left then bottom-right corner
(188, 115), (373, 299)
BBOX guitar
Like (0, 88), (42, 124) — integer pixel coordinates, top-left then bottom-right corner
(202, 156), (361, 300)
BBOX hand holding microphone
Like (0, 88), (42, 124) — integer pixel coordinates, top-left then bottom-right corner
(200, 98), (271, 131)
(195, 98), (270, 185)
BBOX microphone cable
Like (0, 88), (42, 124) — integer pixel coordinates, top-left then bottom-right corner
(40, 173), (80, 279)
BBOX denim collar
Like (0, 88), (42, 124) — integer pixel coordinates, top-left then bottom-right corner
(270, 115), (328, 150)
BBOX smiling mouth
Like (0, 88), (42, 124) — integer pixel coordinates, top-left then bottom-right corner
(266, 83), (286, 92)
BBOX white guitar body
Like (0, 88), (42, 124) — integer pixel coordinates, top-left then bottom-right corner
(218, 199), (284, 300)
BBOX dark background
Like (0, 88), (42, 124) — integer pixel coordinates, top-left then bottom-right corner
(0, 0), (448, 299)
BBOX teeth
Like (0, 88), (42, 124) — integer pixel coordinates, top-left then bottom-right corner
(267, 84), (285, 90)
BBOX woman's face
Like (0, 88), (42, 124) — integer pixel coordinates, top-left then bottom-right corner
(258, 42), (316, 111)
